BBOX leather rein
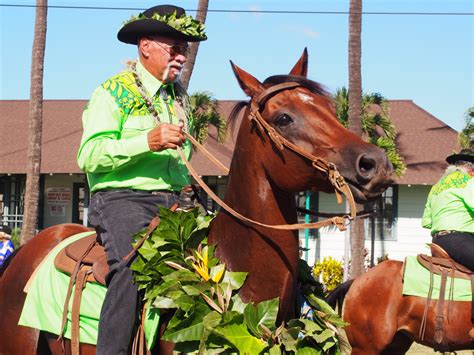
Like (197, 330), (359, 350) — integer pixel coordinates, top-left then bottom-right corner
(177, 81), (357, 231)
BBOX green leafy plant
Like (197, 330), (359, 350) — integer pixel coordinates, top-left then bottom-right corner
(132, 208), (346, 353)
(11, 227), (21, 249)
(313, 257), (344, 293)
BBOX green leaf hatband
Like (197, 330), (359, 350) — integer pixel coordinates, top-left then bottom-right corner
(124, 11), (207, 40)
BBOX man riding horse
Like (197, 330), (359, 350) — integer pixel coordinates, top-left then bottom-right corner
(422, 148), (474, 337)
(76, 4), (206, 353)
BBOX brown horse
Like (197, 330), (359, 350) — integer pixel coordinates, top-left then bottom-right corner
(0, 49), (393, 354)
(327, 260), (473, 354)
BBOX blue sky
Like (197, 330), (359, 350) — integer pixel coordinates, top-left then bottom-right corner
(0, 0), (472, 131)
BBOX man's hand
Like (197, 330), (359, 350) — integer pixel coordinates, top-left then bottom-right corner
(147, 122), (186, 151)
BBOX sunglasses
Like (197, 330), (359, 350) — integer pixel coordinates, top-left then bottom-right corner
(151, 40), (189, 57)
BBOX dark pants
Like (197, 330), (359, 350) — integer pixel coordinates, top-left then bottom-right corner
(88, 189), (178, 355)
(433, 231), (474, 320)
(433, 231), (474, 270)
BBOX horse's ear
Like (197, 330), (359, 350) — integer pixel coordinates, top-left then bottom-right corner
(289, 48), (308, 77)
(230, 61), (264, 97)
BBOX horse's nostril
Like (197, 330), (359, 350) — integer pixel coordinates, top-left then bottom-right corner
(357, 154), (376, 179)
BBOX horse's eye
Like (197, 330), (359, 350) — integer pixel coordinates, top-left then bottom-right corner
(275, 114), (293, 127)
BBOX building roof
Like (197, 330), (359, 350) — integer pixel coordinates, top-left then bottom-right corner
(0, 99), (459, 185)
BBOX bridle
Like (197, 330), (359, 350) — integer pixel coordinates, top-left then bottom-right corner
(177, 81), (356, 232)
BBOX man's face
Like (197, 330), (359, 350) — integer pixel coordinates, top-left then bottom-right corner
(139, 36), (189, 83)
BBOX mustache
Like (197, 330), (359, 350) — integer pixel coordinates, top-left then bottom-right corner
(161, 62), (184, 82)
(171, 63), (183, 70)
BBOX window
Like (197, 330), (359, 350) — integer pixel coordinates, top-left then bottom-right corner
(72, 182), (89, 225)
(0, 174), (26, 229)
(365, 185), (398, 241)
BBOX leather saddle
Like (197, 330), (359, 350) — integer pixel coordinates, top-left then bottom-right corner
(52, 217), (162, 355)
(53, 234), (109, 355)
(416, 243), (474, 350)
(417, 243), (473, 280)
(54, 233), (108, 285)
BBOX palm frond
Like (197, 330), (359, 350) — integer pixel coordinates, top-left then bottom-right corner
(334, 87), (406, 176)
(458, 107), (474, 148)
(190, 91), (227, 144)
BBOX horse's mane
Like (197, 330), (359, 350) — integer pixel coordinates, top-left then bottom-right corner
(228, 75), (332, 131)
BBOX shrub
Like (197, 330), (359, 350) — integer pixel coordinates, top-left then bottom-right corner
(313, 257), (344, 292)
(11, 228), (21, 249)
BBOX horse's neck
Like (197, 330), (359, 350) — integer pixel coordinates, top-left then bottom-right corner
(224, 151), (296, 225)
(209, 142), (299, 265)
(209, 149), (300, 316)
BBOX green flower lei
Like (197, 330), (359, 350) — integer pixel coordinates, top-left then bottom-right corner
(124, 11), (207, 40)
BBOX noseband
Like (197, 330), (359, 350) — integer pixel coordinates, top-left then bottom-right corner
(178, 82), (356, 231)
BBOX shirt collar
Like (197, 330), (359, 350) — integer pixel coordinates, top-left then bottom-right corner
(136, 60), (163, 97)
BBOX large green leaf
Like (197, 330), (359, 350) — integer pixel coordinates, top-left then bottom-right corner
(244, 297), (279, 337)
(137, 239), (157, 260)
(305, 293), (347, 327)
(230, 294), (247, 314)
(153, 296), (177, 309)
(296, 345), (320, 354)
(299, 318), (323, 334)
(267, 344), (283, 355)
(313, 328), (334, 343)
(162, 304), (209, 342)
(199, 311), (223, 353)
(212, 322), (267, 354)
(221, 271), (248, 290)
(175, 294), (195, 313)
(279, 327), (300, 352)
(162, 269), (200, 283)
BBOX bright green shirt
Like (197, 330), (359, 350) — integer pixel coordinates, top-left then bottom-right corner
(77, 61), (192, 192)
(422, 170), (474, 234)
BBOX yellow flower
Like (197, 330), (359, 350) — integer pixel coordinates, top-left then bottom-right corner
(190, 246), (225, 284)
(191, 246), (210, 281)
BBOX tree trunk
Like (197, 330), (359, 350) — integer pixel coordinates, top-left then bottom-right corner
(180, 0), (208, 90)
(348, 0), (366, 278)
(20, 0), (48, 245)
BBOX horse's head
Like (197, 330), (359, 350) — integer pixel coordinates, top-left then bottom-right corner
(229, 49), (394, 203)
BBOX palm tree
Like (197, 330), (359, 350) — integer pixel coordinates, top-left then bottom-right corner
(20, 0), (48, 245)
(458, 107), (474, 148)
(347, 0), (365, 278)
(335, 87), (406, 176)
(181, 0), (209, 90)
(190, 91), (227, 144)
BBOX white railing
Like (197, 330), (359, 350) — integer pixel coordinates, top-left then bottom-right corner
(1, 205), (23, 229)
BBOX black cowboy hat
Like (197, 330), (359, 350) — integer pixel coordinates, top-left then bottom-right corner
(118, 5), (207, 45)
(446, 148), (474, 164)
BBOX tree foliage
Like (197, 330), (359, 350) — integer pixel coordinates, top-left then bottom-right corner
(190, 91), (227, 144)
(334, 87), (406, 176)
(458, 107), (474, 149)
